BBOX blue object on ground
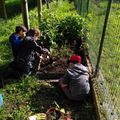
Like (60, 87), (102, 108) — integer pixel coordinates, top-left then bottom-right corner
(0, 94), (3, 107)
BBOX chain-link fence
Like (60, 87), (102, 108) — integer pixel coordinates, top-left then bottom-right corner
(99, 1), (120, 119)
(75, 0), (120, 119)
(76, 0), (120, 120)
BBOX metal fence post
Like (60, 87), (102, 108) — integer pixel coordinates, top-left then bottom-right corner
(95, 0), (112, 76)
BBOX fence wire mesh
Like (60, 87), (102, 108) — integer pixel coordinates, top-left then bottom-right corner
(100, 1), (120, 118)
(74, 0), (120, 119)
(84, 0), (120, 119)
(87, 0), (107, 66)
(74, 0), (89, 16)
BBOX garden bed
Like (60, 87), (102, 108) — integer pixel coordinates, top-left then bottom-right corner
(34, 47), (96, 120)
(0, 44), (97, 119)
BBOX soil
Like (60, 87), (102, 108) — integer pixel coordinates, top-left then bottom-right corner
(39, 56), (69, 74)
(38, 47), (87, 75)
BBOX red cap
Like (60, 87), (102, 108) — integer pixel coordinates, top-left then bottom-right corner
(69, 55), (81, 63)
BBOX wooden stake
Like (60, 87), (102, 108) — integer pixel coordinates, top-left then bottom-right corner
(37, 0), (42, 26)
(21, 0), (29, 29)
(0, 0), (7, 19)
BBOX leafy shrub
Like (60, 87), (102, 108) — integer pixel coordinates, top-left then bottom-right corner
(39, 12), (87, 49)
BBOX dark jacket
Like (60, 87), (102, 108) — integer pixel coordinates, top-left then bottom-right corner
(15, 36), (48, 73)
(9, 33), (23, 60)
(62, 63), (90, 95)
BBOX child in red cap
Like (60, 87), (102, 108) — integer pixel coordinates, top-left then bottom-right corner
(59, 54), (90, 101)
(69, 54), (81, 63)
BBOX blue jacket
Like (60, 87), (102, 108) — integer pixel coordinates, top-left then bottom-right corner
(9, 33), (22, 60)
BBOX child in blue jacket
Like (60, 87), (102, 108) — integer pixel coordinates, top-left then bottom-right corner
(9, 25), (27, 61)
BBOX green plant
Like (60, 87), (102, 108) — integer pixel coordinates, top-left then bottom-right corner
(39, 8), (87, 49)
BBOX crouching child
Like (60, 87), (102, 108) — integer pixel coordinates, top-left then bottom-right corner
(59, 54), (90, 101)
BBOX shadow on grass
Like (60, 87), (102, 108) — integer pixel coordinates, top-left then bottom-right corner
(5, 0), (36, 18)
(0, 40), (10, 46)
(5, 0), (48, 18)
(0, 41), (12, 62)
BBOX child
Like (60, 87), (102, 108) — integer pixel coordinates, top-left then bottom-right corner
(59, 54), (90, 101)
(9, 25), (27, 60)
(14, 28), (50, 77)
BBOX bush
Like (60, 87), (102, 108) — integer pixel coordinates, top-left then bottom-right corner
(39, 12), (87, 49)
